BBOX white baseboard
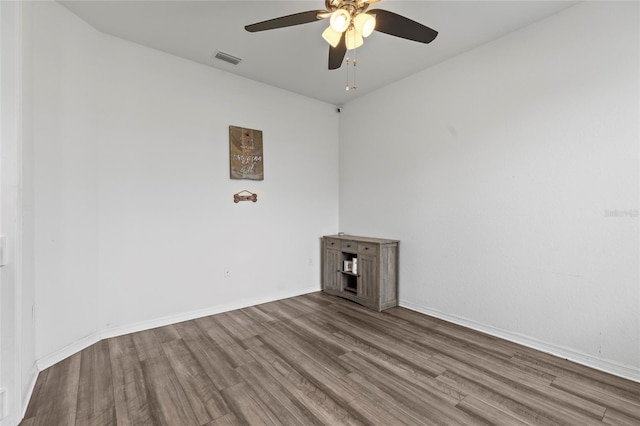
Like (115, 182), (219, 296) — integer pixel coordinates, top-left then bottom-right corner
(400, 300), (640, 383)
(19, 364), (39, 421)
(100, 285), (321, 341)
(36, 331), (103, 373)
(36, 285), (320, 372)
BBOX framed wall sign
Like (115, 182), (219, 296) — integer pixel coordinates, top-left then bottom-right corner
(229, 125), (264, 180)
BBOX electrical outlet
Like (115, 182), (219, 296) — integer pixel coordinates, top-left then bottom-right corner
(224, 267), (231, 278)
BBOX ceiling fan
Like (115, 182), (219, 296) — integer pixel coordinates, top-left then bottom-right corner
(245, 0), (438, 70)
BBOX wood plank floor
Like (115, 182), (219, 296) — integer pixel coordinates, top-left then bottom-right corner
(21, 292), (640, 425)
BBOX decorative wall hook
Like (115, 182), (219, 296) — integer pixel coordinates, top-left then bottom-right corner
(233, 190), (257, 203)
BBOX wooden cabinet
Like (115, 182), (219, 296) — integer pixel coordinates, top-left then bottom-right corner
(322, 235), (399, 312)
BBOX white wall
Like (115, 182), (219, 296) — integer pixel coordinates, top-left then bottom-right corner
(18, 0), (36, 416)
(339, 1), (639, 379)
(28, 1), (339, 365)
(30, 0), (101, 366)
(95, 32), (339, 330)
(1, 3), (30, 424)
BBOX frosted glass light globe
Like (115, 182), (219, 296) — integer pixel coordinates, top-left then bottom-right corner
(330, 9), (351, 33)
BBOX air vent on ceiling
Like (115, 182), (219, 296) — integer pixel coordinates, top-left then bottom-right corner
(213, 51), (242, 65)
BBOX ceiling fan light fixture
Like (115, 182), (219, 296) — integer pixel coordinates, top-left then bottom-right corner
(345, 27), (363, 50)
(322, 26), (342, 47)
(244, 1), (438, 74)
(330, 9), (351, 32)
(353, 13), (376, 38)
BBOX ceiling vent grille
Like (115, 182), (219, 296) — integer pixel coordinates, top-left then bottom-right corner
(213, 51), (242, 65)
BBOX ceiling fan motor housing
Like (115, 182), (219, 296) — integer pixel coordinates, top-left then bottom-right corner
(325, 0), (371, 19)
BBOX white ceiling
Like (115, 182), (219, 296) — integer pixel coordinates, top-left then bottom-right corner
(59, 0), (579, 106)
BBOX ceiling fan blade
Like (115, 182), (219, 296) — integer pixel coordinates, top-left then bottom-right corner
(245, 10), (326, 32)
(372, 9), (438, 44)
(328, 33), (347, 70)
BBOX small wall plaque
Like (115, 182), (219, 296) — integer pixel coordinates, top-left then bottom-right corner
(233, 190), (257, 203)
(229, 126), (264, 180)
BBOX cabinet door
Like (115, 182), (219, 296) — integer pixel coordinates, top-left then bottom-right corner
(323, 248), (341, 292)
(357, 254), (377, 304)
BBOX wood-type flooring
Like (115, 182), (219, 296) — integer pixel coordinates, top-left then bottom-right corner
(21, 292), (640, 425)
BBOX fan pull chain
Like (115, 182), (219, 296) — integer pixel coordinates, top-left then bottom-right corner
(345, 50), (358, 91)
(353, 55), (357, 90)
(345, 57), (350, 91)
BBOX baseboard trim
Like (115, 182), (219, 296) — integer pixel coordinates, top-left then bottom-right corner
(399, 300), (640, 383)
(100, 286), (320, 341)
(19, 363), (39, 421)
(36, 331), (103, 373)
(36, 285), (320, 372)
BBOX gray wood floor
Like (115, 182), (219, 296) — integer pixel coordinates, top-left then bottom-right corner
(21, 292), (640, 425)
